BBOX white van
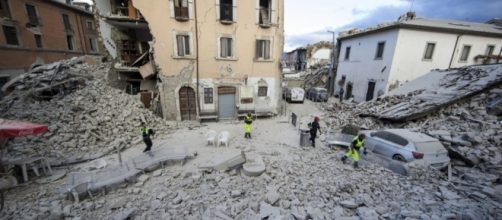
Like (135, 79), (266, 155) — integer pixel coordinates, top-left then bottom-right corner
(284, 87), (305, 103)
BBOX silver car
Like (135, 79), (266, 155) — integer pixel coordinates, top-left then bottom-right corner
(362, 129), (450, 169)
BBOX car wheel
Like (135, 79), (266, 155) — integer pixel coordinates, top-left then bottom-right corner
(392, 154), (406, 162)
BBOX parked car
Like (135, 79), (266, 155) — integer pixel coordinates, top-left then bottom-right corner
(306, 87), (328, 102)
(361, 129), (450, 169)
(284, 87), (305, 103)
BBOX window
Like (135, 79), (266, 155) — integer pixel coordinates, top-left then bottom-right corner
(174, 0), (189, 20)
(34, 34), (42, 48)
(423, 42), (435, 60)
(62, 14), (72, 31)
(219, 0), (233, 22)
(0, 0), (11, 18)
(204, 88), (213, 104)
(2, 25), (19, 45)
(255, 39), (271, 60)
(86, 21), (95, 31)
(25, 4), (39, 26)
(220, 37), (232, 58)
(258, 86), (268, 97)
(459, 45), (471, 61)
(89, 37), (97, 52)
(486, 45), (495, 56)
(176, 34), (190, 56)
(66, 35), (74, 50)
(375, 41), (385, 59)
(259, 0), (272, 25)
(371, 131), (409, 146)
(344, 46), (351, 60)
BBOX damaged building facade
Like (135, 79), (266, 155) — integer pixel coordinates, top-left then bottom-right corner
(124, 0), (284, 121)
(94, 0), (155, 99)
(0, 0), (101, 94)
(335, 13), (502, 102)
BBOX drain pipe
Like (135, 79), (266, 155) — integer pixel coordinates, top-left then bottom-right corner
(448, 34), (462, 69)
(194, 0), (201, 113)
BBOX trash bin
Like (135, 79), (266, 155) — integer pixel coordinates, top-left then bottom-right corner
(300, 129), (310, 147)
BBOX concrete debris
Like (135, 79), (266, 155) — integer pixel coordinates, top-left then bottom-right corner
(242, 153), (266, 177)
(0, 57), (180, 163)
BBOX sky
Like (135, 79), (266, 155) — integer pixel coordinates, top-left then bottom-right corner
(284, 0), (502, 51)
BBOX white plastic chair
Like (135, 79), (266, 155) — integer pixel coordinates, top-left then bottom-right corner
(207, 130), (217, 146)
(218, 131), (230, 147)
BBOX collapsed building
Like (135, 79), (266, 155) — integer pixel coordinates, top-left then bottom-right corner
(95, 0), (285, 121)
(94, 0), (155, 102)
(334, 13), (502, 103)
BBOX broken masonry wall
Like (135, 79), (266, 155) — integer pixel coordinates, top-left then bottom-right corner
(133, 0), (284, 119)
(336, 29), (399, 102)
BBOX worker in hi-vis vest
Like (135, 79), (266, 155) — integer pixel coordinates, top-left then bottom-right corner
(244, 113), (253, 139)
(341, 134), (366, 168)
(140, 123), (155, 154)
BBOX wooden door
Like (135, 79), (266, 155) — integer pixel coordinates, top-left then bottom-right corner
(179, 87), (197, 120)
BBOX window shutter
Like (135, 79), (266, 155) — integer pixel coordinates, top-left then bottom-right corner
(188, 0), (193, 19)
(220, 38), (226, 57)
(169, 0), (174, 18)
(255, 0), (259, 24)
(232, 0), (237, 21)
(228, 38), (232, 57)
(215, 0), (220, 20)
(265, 40), (270, 59)
(271, 0), (276, 24)
(177, 35), (183, 56)
(184, 35), (190, 55)
(255, 40), (260, 59)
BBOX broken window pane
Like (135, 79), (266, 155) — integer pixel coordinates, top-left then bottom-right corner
(460, 45), (471, 61)
(220, 0), (233, 21)
(423, 43), (435, 60)
(375, 41), (385, 59)
(3, 25), (19, 45)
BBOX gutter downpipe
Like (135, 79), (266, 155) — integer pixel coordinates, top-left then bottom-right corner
(194, 0), (200, 113)
(448, 34), (462, 69)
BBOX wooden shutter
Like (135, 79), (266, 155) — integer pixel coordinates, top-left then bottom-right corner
(177, 35), (184, 56)
(232, 0), (237, 21)
(265, 40), (270, 59)
(271, 0), (276, 24)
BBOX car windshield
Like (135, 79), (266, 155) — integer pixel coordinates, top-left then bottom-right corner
(414, 141), (445, 154)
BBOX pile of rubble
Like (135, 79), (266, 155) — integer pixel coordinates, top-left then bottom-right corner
(0, 57), (176, 164)
(5, 148), (501, 219)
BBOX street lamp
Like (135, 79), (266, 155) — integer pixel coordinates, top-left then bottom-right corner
(327, 30), (336, 96)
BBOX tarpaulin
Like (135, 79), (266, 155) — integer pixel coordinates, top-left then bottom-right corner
(0, 119), (48, 138)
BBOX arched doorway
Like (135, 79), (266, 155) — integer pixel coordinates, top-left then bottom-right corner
(179, 86), (197, 120)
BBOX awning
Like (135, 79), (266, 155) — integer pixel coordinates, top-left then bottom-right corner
(0, 119), (48, 138)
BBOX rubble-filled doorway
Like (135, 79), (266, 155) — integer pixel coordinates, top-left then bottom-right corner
(179, 87), (197, 120)
(366, 81), (376, 101)
(218, 86), (236, 119)
(345, 82), (353, 100)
